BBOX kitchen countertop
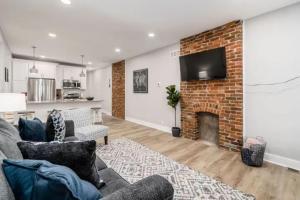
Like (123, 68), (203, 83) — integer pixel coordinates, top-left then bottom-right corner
(27, 99), (104, 104)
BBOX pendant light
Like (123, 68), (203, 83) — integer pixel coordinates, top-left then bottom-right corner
(80, 54), (86, 77)
(29, 46), (38, 74)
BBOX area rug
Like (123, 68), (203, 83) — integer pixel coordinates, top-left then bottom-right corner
(96, 138), (255, 200)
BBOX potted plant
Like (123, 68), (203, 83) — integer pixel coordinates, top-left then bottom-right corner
(166, 85), (181, 137)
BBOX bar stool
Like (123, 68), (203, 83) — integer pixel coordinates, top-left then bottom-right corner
(17, 111), (35, 120)
(90, 107), (103, 124)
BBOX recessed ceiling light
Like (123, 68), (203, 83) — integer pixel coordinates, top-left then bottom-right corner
(48, 33), (57, 38)
(115, 48), (121, 53)
(148, 32), (155, 38)
(87, 62), (92, 65)
(40, 55), (46, 58)
(61, 0), (71, 5)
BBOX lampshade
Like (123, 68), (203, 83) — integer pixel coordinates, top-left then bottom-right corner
(0, 93), (26, 112)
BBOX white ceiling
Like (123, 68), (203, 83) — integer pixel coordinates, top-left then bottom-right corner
(0, 0), (299, 69)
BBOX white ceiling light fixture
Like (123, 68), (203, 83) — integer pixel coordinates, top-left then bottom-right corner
(61, 0), (71, 5)
(87, 61), (92, 65)
(148, 32), (155, 38)
(80, 55), (86, 77)
(115, 48), (121, 53)
(40, 55), (45, 58)
(48, 33), (57, 38)
(30, 46), (38, 74)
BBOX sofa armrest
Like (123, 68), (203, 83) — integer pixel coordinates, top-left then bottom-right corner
(65, 120), (75, 137)
(101, 175), (174, 200)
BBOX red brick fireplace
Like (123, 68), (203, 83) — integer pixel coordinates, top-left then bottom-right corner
(180, 21), (243, 151)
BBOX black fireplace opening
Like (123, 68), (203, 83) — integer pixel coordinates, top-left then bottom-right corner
(198, 112), (219, 145)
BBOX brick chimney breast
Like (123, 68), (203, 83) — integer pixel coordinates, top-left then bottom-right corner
(180, 21), (243, 151)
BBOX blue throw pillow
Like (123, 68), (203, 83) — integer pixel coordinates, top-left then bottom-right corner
(2, 159), (102, 200)
(18, 118), (46, 141)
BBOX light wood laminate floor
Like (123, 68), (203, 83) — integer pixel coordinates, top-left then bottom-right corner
(100, 115), (300, 200)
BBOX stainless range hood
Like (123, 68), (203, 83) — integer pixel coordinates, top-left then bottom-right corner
(27, 78), (56, 102)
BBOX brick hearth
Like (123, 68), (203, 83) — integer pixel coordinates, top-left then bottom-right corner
(180, 21), (243, 151)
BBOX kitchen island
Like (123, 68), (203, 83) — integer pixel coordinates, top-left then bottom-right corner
(26, 99), (104, 121)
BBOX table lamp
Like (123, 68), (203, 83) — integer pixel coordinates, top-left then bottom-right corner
(0, 93), (26, 123)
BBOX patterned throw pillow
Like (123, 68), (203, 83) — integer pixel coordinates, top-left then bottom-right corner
(45, 110), (66, 142)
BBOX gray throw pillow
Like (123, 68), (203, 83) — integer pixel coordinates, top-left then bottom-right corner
(17, 140), (102, 188)
(0, 118), (23, 159)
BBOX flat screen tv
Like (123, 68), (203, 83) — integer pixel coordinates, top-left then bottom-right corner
(180, 47), (226, 81)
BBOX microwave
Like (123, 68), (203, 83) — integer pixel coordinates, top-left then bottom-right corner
(63, 80), (81, 89)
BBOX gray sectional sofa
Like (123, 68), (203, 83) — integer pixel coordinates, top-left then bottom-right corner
(0, 118), (174, 200)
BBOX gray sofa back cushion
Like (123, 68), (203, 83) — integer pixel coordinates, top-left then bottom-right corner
(0, 118), (23, 159)
(0, 150), (15, 200)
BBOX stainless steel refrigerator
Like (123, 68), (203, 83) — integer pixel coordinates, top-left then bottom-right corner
(27, 78), (56, 102)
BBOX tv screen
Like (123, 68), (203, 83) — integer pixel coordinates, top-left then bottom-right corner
(179, 47), (226, 81)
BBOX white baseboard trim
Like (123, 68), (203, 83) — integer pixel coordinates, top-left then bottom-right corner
(102, 110), (112, 116)
(125, 116), (172, 133)
(124, 116), (300, 171)
(264, 153), (300, 171)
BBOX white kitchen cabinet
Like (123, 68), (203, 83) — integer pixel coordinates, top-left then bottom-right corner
(13, 80), (27, 93)
(80, 78), (86, 90)
(56, 66), (64, 89)
(28, 61), (56, 79)
(63, 66), (73, 80)
(13, 59), (57, 93)
(63, 66), (82, 81)
(12, 59), (29, 93)
(0, 43), (12, 92)
(13, 59), (29, 81)
(63, 66), (87, 90)
(80, 69), (87, 90)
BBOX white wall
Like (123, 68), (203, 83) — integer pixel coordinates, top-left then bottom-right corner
(0, 29), (12, 92)
(245, 3), (300, 169)
(125, 43), (181, 133)
(87, 65), (112, 115)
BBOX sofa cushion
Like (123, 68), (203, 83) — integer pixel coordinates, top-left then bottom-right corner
(64, 120), (75, 138)
(0, 118), (23, 159)
(2, 159), (102, 200)
(17, 140), (102, 188)
(101, 175), (174, 200)
(63, 136), (79, 142)
(18, 118), (46, 142)
(95, 157), (107, 171)
(0, 151), (15, 200)
(76, 125), (108, 141)
(46, 110), (66, 142)
(98, 168), (129, 196)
